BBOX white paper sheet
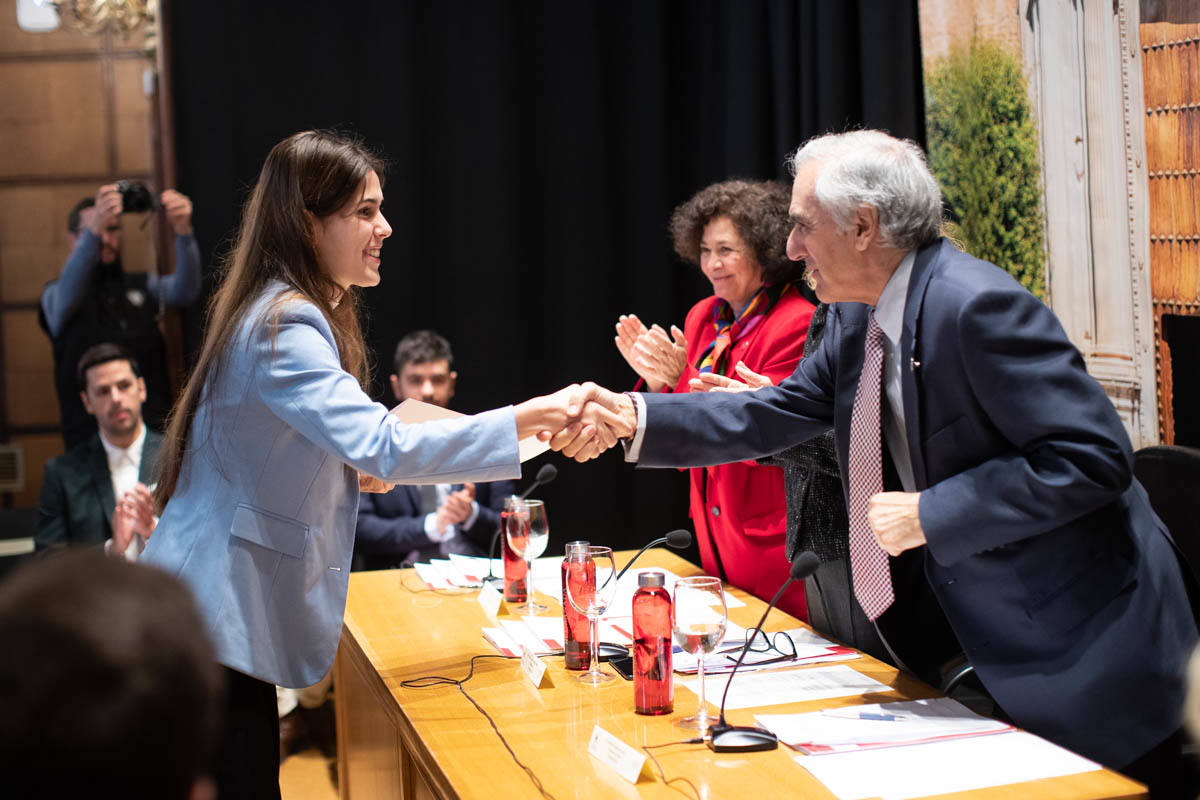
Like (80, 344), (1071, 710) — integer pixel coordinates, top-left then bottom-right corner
(794, 730), (1101, 799)
(389, 397), (549, 461)
(756, 696), (1012, 754)
(429, 558), (479, 587)
(518, 615), (565, 650)
(608, 568), (745, 618)
(413, 562), (455, 589)
(678, 664), (889, 711)
(447, 553), (500, 583)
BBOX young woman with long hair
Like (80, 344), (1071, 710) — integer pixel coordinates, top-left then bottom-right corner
(143, 130), (610, 797)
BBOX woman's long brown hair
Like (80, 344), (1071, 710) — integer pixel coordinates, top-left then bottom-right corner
(153, 130), (384, 511)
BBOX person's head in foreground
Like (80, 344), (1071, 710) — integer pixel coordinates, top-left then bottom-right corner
(0, 550), (224, 800)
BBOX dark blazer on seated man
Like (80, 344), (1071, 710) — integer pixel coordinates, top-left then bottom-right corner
(36, 431), (162, 551)
(355, 480), (514, 570)
(36, 343), (161, 557)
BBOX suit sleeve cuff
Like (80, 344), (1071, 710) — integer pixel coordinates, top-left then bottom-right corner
(621, 392), (646, 463)
(462, 500), (480, 531)
(424, 511), (455, 543)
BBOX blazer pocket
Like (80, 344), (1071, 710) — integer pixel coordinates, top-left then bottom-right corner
(230, 503), (309, 559)
(1025, 547), (1136, 635)
(923, 415), (967, 453)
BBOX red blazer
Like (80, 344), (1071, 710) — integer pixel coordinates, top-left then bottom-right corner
(665, 287), (815, 620)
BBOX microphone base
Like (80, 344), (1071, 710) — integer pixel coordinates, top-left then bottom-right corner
(479, 575), (504, 589)
(705, 724), (779, 753)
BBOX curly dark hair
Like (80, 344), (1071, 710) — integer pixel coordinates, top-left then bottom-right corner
(668, 179), (803, 285)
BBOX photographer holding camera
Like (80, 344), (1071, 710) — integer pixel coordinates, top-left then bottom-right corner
(41, 183), (202, 448)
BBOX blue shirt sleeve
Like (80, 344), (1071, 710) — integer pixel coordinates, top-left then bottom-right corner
(145, 234), (203, 308)
(41, 230), (101, 337)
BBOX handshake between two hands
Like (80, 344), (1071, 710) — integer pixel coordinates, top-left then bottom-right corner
(516, 382), (637, 463)
(358, 381), (639, 494)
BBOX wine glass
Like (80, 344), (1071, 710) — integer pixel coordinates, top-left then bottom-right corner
(505, 499), (549, 616)
(672, 576), (727, 731)
(565, 546), (618, 685)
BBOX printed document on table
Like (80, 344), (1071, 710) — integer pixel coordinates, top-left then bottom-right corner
(793, 730), (1100, 799)
(678, 664), (890, 711)
(413, 562), (455, 589)
(756, 696), (1012, 754)
(389, 398), (549, 461)
(482, 619), (558, 657)
(447, 554), (499, 584)
(609, 568), (746, 616)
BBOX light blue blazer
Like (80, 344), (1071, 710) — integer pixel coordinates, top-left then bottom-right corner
(142, 283), (520, 687)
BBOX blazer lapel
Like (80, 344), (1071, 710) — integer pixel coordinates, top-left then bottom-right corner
(831, 303), (870, 479)
(88, 437), (116, 534)
(899, 239), (945, 490)
(404, 485), (422, 514)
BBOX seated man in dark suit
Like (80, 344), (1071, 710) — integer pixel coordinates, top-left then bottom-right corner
(35, 343), (161, 559)
(355, 330), (515, 569)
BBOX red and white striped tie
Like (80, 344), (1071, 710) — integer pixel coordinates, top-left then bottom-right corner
(847, 312), (895, 620)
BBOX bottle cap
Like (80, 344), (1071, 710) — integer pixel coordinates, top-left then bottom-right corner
(565, 541), (590, 557)
(637, 571), (665, 588)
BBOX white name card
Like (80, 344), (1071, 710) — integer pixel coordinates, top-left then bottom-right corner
(588, 725), (648, 784)
(477, 582), (505, 618)
(520, 644), (552, 689)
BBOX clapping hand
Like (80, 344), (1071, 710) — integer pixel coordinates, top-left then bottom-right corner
(110, 482), (156, 556)
(436, 483), (475, 533)
(614, 314), (649, 377)
(614, 315), (687, 392)
(688, 361), (774, 393)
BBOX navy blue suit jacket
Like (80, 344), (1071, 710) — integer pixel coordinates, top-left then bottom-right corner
(638, 239), (1196, 767)
(355, 478), (515, 570)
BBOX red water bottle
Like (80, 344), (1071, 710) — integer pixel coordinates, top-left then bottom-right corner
(501, 497), (527, 604)
(562, 541), (592, 670)
(632, 571), (673, 715)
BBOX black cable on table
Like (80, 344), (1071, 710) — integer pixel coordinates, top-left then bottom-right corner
(642, 739), (705, 800)
(400, 654), (559, 800)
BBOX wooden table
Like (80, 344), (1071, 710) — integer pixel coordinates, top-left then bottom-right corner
(334, 551), (1146, 800)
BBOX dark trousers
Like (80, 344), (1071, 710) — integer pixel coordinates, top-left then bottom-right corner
(215, 666), (282, 800)
(805, 557), (888, 661)
(1121, 728), (1200, 800)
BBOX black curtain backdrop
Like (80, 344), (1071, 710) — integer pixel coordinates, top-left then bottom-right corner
(167, 0), (925, 559)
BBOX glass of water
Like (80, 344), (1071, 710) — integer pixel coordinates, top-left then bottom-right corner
(505, 499), (549, 616)
(672, 575), (727, 731)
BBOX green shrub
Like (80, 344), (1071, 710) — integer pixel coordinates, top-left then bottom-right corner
(926, 39), (1046, 300)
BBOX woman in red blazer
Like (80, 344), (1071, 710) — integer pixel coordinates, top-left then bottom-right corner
(615, 180), (814, 620)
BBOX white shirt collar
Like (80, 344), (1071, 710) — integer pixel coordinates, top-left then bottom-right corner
(99, 422), (146, 471)
(873, 250), (916, 344)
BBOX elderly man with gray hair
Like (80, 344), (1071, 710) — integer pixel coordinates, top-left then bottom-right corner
(554, 129), (1198, 797)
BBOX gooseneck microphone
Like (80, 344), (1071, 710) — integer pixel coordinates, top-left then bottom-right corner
(707, 550), (821, 752)
(614, 529), (693, 583)
(482, 464), (558, 587)
(518, 463), (558, 500)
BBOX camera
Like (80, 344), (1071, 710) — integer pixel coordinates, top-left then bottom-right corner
(115, 180), (156, 214)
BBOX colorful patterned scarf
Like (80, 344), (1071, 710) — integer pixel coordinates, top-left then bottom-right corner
(696, 282), (792, 374)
